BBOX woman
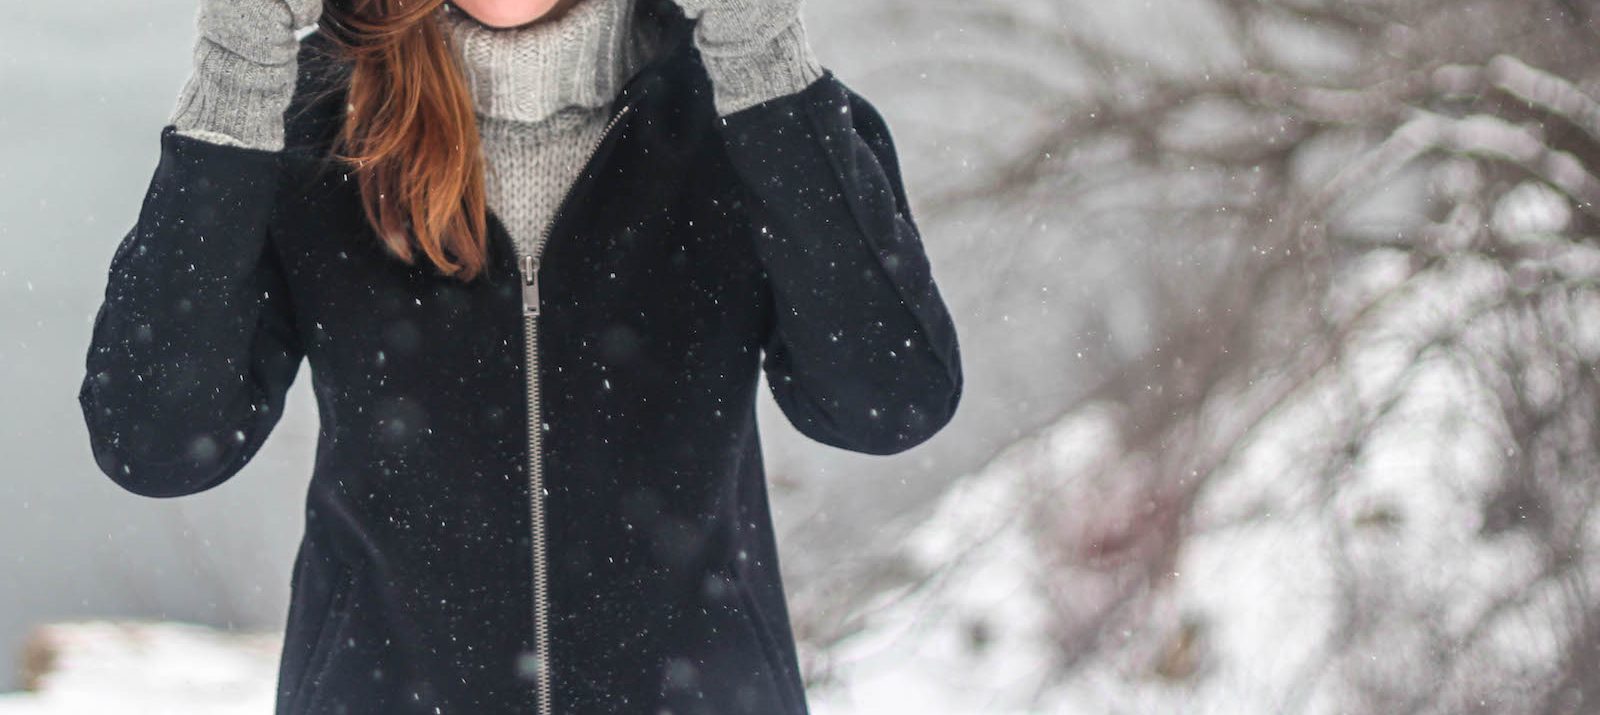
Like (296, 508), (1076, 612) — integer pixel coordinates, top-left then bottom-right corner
(77, 0), (963, 711)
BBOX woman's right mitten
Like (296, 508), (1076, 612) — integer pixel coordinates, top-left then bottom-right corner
(169, 0), (323, 151)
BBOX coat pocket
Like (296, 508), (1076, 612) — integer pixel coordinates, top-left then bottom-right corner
(724, 562), (802, 714)
(658, 560), (797, 714)
(291, 563), (358, 714)
(729, 566), (784, 687)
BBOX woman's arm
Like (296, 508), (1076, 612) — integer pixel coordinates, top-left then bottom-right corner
(685, 4), (963, 454)
(724, 75), (963, 455)
(80, 130), (305, 497)
(77, 1), (315, 497)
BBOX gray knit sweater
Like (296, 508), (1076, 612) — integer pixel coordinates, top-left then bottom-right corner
(167, 0), (824, 258)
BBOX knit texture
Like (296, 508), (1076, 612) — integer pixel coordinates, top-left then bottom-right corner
(170, 0), (320, 151)
(440, 0), (644, 125)
(696, 15), (824, 115)
(477, 109), (613, 258)
(670, 0), (823, 114)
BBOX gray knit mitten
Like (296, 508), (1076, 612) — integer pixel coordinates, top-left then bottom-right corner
(169, 0), (322, 151)
(669, 0), (824, 115)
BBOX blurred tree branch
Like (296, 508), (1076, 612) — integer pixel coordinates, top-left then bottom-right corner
(802, 0), (1600, 710)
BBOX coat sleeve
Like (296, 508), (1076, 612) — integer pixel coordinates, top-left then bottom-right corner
(716, 70), (964, 455)
(77, 125), (305, 498)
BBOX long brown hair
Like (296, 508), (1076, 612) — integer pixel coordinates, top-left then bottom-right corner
(319, 0), (583, 282)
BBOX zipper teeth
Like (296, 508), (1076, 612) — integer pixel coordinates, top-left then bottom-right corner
(520, 100), (633, 715)
(523, 317), (551, 715)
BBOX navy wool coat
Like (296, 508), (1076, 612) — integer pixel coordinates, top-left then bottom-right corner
(77, 1), (963, 712)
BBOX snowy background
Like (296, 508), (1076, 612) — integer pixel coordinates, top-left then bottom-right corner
(6, 0), (1600, 712)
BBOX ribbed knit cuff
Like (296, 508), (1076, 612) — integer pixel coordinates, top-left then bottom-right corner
(698, 16), (825, 116)
(174, 128), (254, 149)
(169, 38), (299, 152)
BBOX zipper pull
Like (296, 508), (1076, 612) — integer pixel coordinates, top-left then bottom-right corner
(519, 253), (540, 317)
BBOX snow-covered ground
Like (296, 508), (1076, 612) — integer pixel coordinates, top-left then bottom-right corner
(0, 621), (279, 714)
(806, 242), (1594, 712)
(0, 619), (1040, 714)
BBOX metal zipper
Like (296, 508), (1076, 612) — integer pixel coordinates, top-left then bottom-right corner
(516, 99), (633, 715)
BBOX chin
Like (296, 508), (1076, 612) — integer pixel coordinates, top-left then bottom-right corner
(450, 0), (567, 28)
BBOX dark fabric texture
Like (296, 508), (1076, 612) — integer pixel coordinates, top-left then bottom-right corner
(77, 1), (962, 712)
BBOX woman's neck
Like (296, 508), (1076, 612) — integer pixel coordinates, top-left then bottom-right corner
(438, 0), (645, 125)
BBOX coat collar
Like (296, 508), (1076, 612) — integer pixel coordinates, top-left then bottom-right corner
(438, 0), (646, 125)
(286, 0), (696, 157)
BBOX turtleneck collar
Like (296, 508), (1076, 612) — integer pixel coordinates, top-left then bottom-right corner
(438, 0), (646, 125)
